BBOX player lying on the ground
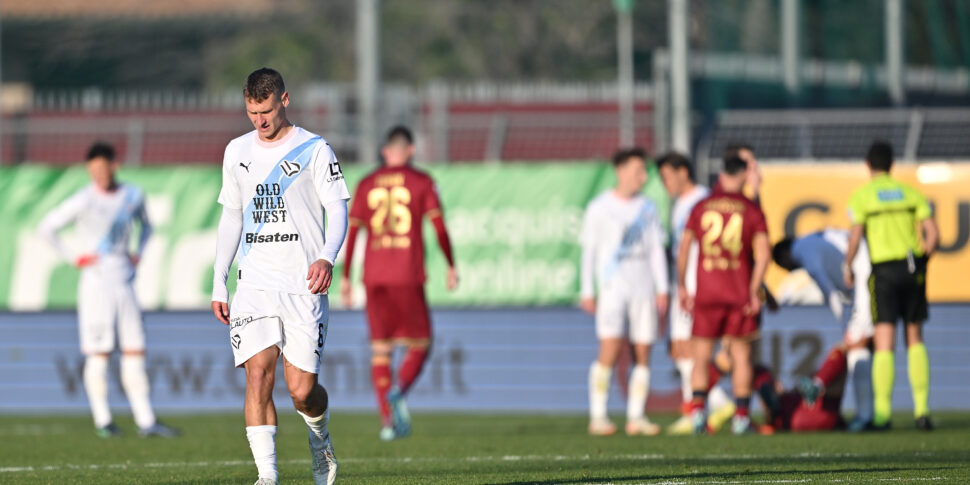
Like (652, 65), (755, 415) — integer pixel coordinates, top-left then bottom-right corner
(38, 142), (177, 440)
(772, 229), (875, 431)
(341, 125), (458, 442)
(580, 148), (669, 437)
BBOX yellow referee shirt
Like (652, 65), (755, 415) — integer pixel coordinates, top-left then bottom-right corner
(847, 173), (932, 264)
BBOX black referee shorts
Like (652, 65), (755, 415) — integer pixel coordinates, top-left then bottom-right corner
(868, 256), (929, 325)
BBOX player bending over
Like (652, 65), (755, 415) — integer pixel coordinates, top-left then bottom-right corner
(580, 148), (669, 436)
(772, 229), (875, 431)
(212, 68), (347, 485)
(341, 126), (457, 441)
(677, 155), (770, 435)
(39, 142), (177, 439)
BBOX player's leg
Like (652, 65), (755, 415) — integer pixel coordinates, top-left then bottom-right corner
(870, 267), (901, 429)
(387, 286), (433, 439)
(279, 291), (336, 485)
(800, 346), (848, 405)
(364, 285), (396, 438)
(689, 336), (716, 434)
(727, 336), (754, 434)
(624, 295), (659, 435)
(847, 249), (875, 430)
(77, 275), (117, 437)
(588, 292), (624, 435)
(244, 346), (281, 484)
(115, 285), (175, 437)
(905, 322), (932, 429)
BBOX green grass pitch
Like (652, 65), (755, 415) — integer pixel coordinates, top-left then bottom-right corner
(1, 412), (968, 484)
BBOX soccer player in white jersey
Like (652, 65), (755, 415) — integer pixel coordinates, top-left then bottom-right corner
(656, 153), (733, 434)
(580, 148), (669, 436)
(211, 68), (348, 485)
(38, 142), (177, 439)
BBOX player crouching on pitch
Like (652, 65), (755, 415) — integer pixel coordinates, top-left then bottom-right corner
(580, 148), (669, 436)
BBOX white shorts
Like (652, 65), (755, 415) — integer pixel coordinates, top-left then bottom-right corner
(670, 250), (699, 342)
(77, 273), (144, 355)
(595, 290), (658, 345)
(845, 244), (874, 344)
(229, 286), (329, 374)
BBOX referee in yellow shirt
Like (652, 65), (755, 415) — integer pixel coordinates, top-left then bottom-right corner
(844, 141), (939, 431)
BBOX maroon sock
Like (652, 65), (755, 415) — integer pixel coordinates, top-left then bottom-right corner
(815, 348), (847, 387)
(371, 363), (393, 426)
(753, 364), (775, 390)
(397, 347), (429, 394)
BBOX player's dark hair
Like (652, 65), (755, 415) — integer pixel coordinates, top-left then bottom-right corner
(656, 151), (695, 182)
(86, 141), (116, 162)
(722, 155), (748, 175)
(612, 147), (647, 167)
(244, 67), (285, 101)
(385, 125), (414, 145)
(772, 237), (800, 271)
(866, 140), (894, 172)
(724, 142), (754, 160)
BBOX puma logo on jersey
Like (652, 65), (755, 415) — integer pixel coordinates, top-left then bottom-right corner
(281, 160), (301, 177)
(239, 161), (252, 173)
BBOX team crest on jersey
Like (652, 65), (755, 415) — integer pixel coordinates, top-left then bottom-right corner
(281, 160), (301, 177)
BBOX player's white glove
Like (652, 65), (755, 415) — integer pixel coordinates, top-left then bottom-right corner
(827, 291), (844, 321)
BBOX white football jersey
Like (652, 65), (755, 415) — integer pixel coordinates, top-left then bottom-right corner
(580, 191), (668, 297)
(38, 183), (150, 283)
(218, 127), (350, 295)
(671, 185), (710, 260)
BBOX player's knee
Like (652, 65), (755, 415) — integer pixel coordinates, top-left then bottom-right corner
(245, 365), (275, 391)
(288, 380), (317, 408)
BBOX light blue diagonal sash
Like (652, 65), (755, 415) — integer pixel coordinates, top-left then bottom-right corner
(95, 185), (139, 255)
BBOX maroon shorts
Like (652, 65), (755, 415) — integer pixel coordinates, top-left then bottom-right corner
(365, 285), (431, 341)
(790, 402), (841, 432)
(691, 303), (760, 339)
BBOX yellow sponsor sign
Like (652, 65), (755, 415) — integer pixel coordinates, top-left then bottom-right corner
(761, 163), (970, 302)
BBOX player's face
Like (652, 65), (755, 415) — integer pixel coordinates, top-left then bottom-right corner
(615, 157), (647, 194)
(659, 164), (684, 197)
(245, 92), (290, 141)
(86, 156), (116, 191)
(381, 139), (414, 167)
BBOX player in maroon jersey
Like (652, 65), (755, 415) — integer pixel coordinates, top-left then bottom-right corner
(676, 155), (771, 435)
(340, 126), (458, 441)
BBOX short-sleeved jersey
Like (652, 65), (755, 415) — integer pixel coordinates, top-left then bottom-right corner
(348, 165), (443, 286)
(39, 183), (149, 283)
(580, 191), (668, 297)
(218, 127), (350, 295)
(685, 190), (768, 306)
(847, 173), (932, 264)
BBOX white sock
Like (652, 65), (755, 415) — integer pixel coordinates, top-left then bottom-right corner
(298, 409), (330, 447)
(246, 425), (278, 482)
(847, 348), (874, 422)
(121, 354), (156, 429)
(675, 358), (694, 403)
(83, 355), (112, 428)
(588, 361), (611, 421)
(708, 385), (732, 414)
(626, 365), (651, 422)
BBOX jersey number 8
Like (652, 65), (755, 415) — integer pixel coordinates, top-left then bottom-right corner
(368, 186), (412, 235)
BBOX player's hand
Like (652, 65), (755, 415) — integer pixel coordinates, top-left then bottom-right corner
(75, 254), (98, 268)
(211, 301), (230, 326)
(743, 292), (761, 316)
(129, 254), (140, 266)
(446, 267), (459, 291)
(656, 293), (669, 322)
(678, 284), (693, 312)
(307, 259), (334, 294)
(580, 297), (596, 315)
(340, 276), (353, 307)
(761, 285), (780, 313)
(843, 264), (854, 289)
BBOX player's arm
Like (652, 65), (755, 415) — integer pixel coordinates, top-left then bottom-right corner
(844, 224), (864, 289)
(578, 205), (597, 314)
(132, 191), (153, 265)
(211, 206), (242, 325)
(308, 198), (348, 294)
(801, 253), (842, 320)
(915, 191), (938, 257)
(648, 212), (670, 322)
(37, 192), (90, 266)
(675, 228), (695, 311)
(747, 231), (771, 316)
(307, 142), (351, 295)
